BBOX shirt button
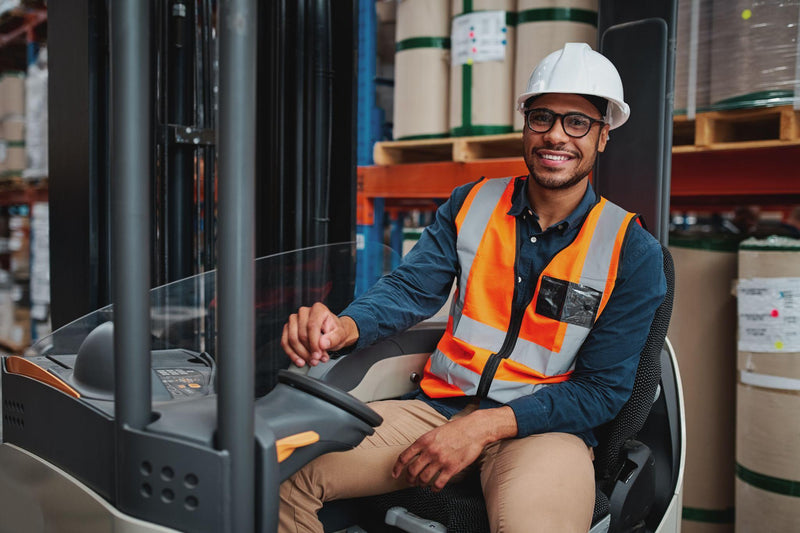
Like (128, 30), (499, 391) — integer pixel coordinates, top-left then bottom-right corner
(517, 276), (522, 283)
(530, 236), (537, 243)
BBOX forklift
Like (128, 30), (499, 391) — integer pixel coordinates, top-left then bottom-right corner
(0, 1), (684, 531)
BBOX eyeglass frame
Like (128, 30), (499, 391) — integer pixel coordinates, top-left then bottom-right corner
(523, 108), (606, 139)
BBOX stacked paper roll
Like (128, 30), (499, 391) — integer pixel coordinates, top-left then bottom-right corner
(449, 0), (516, 136)
(674, 0), (712, 114)
(709, 0), (800, 109)
(513, 0), (598, 131)
(394, 0), (451, 140)
(736, 237), (800, 532)
(669, 234), (739, 532)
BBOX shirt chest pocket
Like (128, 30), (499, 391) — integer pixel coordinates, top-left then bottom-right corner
(535, 276), (603, 329)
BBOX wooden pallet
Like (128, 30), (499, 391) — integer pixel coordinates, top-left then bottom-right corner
(372, 106), (800, 165)
(373, 132), (522, 165)
(673, 105), (800, 152)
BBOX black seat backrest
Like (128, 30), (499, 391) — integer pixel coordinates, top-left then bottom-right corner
(593, 245), (675, 494)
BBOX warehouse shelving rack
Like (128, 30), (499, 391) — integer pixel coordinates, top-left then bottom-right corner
(357, 117), (800, 261)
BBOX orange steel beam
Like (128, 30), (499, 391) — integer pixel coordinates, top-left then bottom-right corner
(670, 145), (800, 198)
(0, 9), (47, 48)
(358, 144), (800, 212)
(358, 158), (528, 199)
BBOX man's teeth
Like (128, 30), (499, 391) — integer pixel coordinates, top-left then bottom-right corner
(541, 153), (570, 161)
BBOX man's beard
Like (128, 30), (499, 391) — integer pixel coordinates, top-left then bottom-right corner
(524, 139), (600, 191)
(525, 153), (596, 190)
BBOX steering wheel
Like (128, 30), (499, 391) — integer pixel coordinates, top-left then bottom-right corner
(277, 370), (383, 427)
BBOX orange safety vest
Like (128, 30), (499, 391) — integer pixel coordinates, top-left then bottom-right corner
(420, 177), (637, 403)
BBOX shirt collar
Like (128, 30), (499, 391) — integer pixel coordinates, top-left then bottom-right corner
(507, 176), (598, 231)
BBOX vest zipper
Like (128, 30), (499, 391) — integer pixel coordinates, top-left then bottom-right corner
(475, 220), (526, 399)
(469, 194), (604, 400)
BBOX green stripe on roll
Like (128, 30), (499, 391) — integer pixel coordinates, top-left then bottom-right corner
(451, 125), (513, 137)
(395, 37), (451, 52)
(682, 506), (735, 523)
(395, 132), (450, 141)
(709, 90), (795, 112)
(736, 463), (800, 497)
(516, 8), (597, 26)
(668, 233), (743, 252)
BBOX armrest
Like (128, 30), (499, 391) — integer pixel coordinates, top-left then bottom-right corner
(320, 322), (445, 402)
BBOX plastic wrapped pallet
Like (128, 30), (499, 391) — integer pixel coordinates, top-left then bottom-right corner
(736, 236), (800, 532)
(710, 1), (800, 109)
(24, 48), (47, 179)
(674, 0), (712, 116)
(394, 0), (451, 140)
(449, 0), (516, 136)
(668, 234), (738, 532)
(30, 202), (49, 339)
(513, 0), (598, 131)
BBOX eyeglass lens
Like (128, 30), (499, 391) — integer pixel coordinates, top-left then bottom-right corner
(526, 109), (597, 138)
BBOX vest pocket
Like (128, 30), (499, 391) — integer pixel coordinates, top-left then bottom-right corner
(536, 276), (602, 328)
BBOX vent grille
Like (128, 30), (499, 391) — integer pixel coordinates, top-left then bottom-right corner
(138, 459), (201, 512)
(2, 399), (25, 429)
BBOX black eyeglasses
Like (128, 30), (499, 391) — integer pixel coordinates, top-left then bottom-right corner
(524, 108), (605, 138)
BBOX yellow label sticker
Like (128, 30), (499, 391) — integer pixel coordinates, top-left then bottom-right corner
(775, 341), (784, 350)
(742, 9), (752, 20)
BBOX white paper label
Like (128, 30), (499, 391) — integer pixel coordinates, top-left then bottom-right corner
(738, 277), (800, 352)
(451, 11), (509, 66)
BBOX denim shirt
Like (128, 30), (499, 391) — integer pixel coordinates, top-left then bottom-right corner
(341, 177), (666, 446)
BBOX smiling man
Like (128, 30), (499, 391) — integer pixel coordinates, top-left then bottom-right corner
(279, 43), (666, 533)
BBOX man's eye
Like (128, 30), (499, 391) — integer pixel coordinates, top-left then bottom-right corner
(530, 112), (552, 123)
(566, 115), (590, 128)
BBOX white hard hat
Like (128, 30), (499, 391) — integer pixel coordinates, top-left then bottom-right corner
(516, 42), (630, 130)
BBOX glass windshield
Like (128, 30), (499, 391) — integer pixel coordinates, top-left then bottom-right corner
(27, 242), (400, 396)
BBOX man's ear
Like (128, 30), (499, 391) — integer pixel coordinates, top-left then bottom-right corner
(596, 124), (611, 153)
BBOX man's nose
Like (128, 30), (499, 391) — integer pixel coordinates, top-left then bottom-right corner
(543, 118), (570, 143)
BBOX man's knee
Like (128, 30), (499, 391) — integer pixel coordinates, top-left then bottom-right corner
(481, 433), (595, 532)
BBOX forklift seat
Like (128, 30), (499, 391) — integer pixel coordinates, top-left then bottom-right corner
(318, 245), (675, 533)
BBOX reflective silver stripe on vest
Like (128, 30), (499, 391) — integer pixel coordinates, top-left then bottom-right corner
(486, 378), (545, 404)
(453, 177), (513, 332)
(429, 348), (481, 396)
(580, 201), (629, 288)
(429, 344), (550, 403)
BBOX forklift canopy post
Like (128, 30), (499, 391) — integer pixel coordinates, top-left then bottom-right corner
(217, 1), (258, 531)
(110, 0), (153, 432)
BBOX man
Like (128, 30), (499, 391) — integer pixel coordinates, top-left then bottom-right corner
(280, 43), (666, 533)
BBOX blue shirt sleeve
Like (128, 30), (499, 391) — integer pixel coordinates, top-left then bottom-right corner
(340, 181), (479, 351)
(507, 224), (667, 439)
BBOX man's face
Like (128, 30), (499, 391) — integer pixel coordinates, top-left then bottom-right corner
(522, 93), (611, 191)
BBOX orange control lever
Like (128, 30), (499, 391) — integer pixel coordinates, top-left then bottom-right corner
(275, 431), (320, 463)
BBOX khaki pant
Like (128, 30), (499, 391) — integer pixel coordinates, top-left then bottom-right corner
(279, 400), (595, 533)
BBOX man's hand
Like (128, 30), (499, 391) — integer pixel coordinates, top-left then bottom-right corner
(281, 302), (359, 367)
(392, 406), (518, 491)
